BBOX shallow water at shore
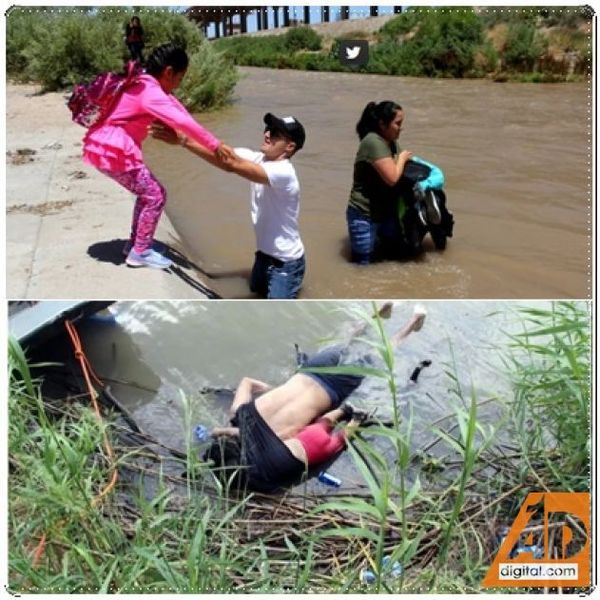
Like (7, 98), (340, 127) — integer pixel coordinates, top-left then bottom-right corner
(144, 67), (590, 299)
(75, 300), (534, 467)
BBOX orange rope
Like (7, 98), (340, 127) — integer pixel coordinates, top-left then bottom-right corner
(64, 320), (118, 505)
(30, 319), (118, 569)
(31, 533), (46, 568)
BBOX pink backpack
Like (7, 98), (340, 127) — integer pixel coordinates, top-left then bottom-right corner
(68, 60), (142, 128)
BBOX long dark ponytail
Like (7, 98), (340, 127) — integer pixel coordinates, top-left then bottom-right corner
(356, 101), (402, 140)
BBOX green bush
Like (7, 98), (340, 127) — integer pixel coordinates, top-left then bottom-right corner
(214, 27), (321, 70)
(539, 6), (593, 28)
(7, 10), (124, 89)
(503, 22), (549, 71)
(479, 7), (540, 28)
(480, 5), (592, 29)
(177, 41), (239, 111)
(372, 9), (484, 78)
(6, 10), (40, 77)
(417, 10), (484, 77)
(291, 52), (346, 72)
(283, 25), (322, 51)
(6, 8), (238, 111)
(367, 41), (406, 76)
(377, 8), (422, 40)
(213, 34), (287, 66)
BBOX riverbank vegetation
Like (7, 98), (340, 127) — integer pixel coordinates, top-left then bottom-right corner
(215, 7), (592, 82)
(6, 8), (238, 111)
(8, 302), (590, 593)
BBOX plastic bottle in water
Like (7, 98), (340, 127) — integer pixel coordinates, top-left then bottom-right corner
(194, 424), (209, 442)
(317, 471), (342, 487)
(383, 555), (403, 578)
(359, 569), (376, 584)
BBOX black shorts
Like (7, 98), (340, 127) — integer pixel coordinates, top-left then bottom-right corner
(236, 401), (306, 493)
(300, 344), (373, 407)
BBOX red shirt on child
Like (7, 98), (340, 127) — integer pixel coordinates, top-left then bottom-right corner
(295, 418), (347, 465)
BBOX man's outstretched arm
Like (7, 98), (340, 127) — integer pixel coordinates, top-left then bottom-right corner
(219, 152), (270, 185)
(151, 122), (230, 169)
(151, 122), (269, 184)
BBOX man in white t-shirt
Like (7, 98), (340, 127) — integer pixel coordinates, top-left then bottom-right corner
(152, 113), (306, 299)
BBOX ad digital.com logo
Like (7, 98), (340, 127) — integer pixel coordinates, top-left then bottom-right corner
(482, 492), (590, 589)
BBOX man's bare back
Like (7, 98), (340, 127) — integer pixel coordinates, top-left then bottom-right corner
(254, 373), (331, 440)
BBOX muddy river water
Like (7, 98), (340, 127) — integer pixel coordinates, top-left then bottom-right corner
(73, 300), (549, 485)
(144, 68), (590, 300)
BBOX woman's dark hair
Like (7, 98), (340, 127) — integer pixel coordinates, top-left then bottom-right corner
(356, 101), (402, 140)
(145, 42), (189, 76)
(203, 436), (247, 489)
(130, 16), (141, 26)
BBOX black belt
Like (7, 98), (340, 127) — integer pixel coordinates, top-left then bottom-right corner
(256, 250), (285, 268)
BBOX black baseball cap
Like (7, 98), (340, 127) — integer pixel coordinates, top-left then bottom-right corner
(263, 113), (306, 150)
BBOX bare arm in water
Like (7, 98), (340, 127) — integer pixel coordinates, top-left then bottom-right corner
(229, 376), (273, 420)
(211, 377), (272, 437)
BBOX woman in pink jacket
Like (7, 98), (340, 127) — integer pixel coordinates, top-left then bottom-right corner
(83, 42), (231, 269)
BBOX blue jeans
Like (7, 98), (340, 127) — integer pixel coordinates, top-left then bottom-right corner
(250, 251), (305, 299)
(346, 205), (400, 265)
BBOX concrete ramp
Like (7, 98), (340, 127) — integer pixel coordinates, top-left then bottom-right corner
(9, 300), (113, 345)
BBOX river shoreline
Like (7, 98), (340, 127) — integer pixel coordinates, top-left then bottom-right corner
(6, 64), (591, 300)
(6, 83), (218, 300)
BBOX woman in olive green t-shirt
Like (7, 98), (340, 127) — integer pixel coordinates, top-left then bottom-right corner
(346, 101), (413, 264)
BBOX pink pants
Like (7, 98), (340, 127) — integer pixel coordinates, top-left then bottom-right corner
(100, 166), (166, 254)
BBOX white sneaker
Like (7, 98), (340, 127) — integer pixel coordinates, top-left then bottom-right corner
(412, 304), (428, 331)
(123, 240), (164, 256)
(126, 248), (172, 269)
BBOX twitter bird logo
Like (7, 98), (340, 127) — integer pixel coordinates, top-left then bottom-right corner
(346, 46), (361, 60)
(339, 40), (369, 66)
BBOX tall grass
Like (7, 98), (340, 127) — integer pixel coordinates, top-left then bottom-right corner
(307, 303), (505, 591)
(8, 302), (591, 593)
(502, 302), (590, 492)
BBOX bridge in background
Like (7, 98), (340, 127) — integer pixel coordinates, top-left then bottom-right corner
(186, 6), (403, 39)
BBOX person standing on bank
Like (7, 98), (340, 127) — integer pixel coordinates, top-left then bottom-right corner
(152, 113), (306, 299)
(82, 43), (232, 269)
(125, 16), (145, 63)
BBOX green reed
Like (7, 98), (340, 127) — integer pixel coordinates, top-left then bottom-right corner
(9, 302), (590, 593)
(502, 301), (590, 492)
(434, 378), (497, 565)
(9, 339), (217, 592)
(308, 302), (425, 591)
(308, 303), (505, 592)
